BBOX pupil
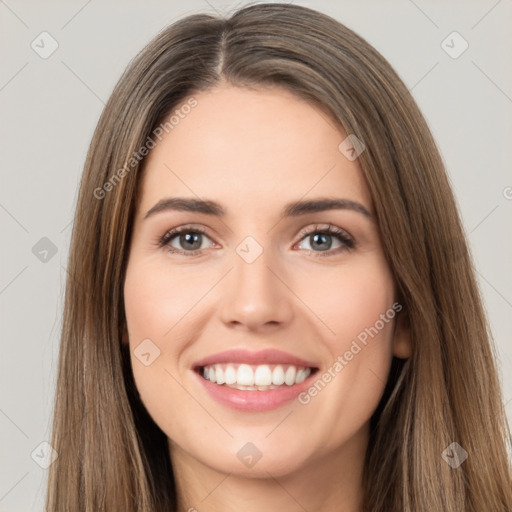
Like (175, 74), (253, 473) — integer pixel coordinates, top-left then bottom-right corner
(182, 233), (201, 250)
(311, 233), (331, 251)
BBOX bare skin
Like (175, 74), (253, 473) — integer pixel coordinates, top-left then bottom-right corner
(123, 83), (411, 512)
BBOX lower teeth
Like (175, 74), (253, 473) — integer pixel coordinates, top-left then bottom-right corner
(217, 382), (287, 391)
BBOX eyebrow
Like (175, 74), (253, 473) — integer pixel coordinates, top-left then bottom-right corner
(144, 197), (373, 221)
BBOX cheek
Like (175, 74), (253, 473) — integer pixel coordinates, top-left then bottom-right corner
(123, 259), (186, 399)
(303, 255), (395, 354)
(332, 258), (396, 375)
(295, 256), (396, 432)
(123, 259), (204, 441)
(124, 257), (203, 343)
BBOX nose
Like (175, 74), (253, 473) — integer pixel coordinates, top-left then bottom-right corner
(219, 245), (294, 332)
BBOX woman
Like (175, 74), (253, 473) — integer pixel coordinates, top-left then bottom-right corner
(46, 3), (512, 511)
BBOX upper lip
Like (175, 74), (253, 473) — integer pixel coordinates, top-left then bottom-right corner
(192, 348), (318, 369)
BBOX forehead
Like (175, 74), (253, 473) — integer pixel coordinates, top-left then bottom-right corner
(138, 84), (372, 218)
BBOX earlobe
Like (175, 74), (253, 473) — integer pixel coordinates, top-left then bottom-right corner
(392, 310), (412, 359)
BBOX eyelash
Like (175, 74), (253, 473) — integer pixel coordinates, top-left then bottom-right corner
(157, 223), (355, 258)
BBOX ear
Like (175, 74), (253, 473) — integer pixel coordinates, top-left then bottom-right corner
(392, 307), (412, 359)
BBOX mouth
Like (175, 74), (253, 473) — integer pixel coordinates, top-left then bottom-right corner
(194, 363), (319, 391)
(191, 348), (320, 411)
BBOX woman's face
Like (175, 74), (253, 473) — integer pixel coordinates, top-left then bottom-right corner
(123, 84), (410, 478)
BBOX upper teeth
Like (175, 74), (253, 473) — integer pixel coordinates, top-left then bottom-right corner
(202, 363), (312, 387)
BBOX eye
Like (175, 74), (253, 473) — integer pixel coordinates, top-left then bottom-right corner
(157, 223), (355, 257)
(158, 225), (215, 256)
(295, 224), (355, 257)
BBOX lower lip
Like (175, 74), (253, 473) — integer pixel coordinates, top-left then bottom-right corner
(193, 369), (317, 412)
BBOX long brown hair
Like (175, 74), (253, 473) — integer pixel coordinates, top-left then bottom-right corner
(46, 3), (512, 510)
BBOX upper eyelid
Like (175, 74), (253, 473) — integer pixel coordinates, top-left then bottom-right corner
(163, 222), (348, 237)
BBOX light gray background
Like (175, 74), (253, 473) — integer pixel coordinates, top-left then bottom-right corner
(1, 1), (511, 510)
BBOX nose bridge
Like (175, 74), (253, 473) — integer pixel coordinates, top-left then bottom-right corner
(234, 238), (275, 292)
(218, 234), (293, 329)
(232, 235), (279, 301)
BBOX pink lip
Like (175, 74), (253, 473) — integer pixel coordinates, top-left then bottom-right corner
(192, 348), (318, 369)
(191, 348), (319, 412)
(193, 368), (318, 412)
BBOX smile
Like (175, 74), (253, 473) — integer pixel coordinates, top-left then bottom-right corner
(191, 348), (320, 411)
(198, 363), (314, 390)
